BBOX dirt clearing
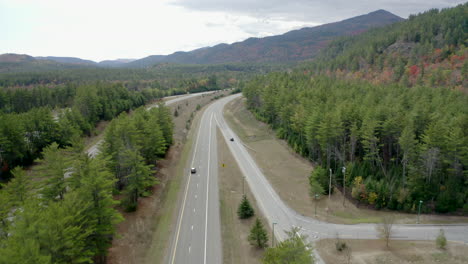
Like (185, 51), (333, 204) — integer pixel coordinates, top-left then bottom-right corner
(223, 97), (468, 225)
(317, 238), (468, 264)
(217, 127), (270, 264)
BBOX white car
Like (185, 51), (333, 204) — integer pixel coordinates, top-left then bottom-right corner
(191, 168), (197, 174)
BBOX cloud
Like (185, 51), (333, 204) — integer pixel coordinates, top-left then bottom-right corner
(1, 0), (465, 61)
(170, 0), (466, 22)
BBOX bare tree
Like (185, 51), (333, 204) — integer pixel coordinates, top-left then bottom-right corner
(376, 215), (396, 247)
(344, 246), (352, 264)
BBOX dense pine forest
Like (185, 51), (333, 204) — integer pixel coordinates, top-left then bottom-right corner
(0, 82), (166, 175)
(0, 62), (274, 91)
(0, 104), (173, 263)
(244, 4), (468, 213)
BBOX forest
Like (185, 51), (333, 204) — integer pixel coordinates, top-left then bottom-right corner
(243, 3), (467, 214)
(0, 82), (168, 176)
(0, 103), (173, 263)
(244, 72), (467, 213)
(0, 62), (275, 91)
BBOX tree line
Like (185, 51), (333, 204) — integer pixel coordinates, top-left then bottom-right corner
(0, 62), (274, 91)
(0, 103), (173, 263)
(243, 74), (467, 213)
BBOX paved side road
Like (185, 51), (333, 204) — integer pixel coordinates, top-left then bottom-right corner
(212, 94), (468, 260)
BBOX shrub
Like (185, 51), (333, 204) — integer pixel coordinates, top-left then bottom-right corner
(368, 192), (378, 205)
(335, 241), (347, 252)
(436, 229), (447, 249)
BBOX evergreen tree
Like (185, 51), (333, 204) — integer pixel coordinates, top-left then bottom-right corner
(76, 156), (123, 263)
(37, 142), (70, 201)
(237, 195), (255, 219)
(122, 149), (155, 211)
(309, 166), (327, 196)
(248, 218), (269, 249)
(4, 167), (31, 206)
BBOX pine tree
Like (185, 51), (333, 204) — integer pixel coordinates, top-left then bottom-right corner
(4, 167), (31, 206)
(248, 218), (268, 248)
(237, 195), (255, 219)
(76, 156), (123, 263)
(122, 149), (155, 211)
(37, 142), (70, 201)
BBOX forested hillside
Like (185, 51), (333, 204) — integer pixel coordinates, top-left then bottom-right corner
(127, 10), (402, 67)
(306, 3), (467, 90)
(243, 4), (468, 213)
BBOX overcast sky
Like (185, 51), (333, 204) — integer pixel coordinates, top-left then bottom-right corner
(0, 0), (464, 62)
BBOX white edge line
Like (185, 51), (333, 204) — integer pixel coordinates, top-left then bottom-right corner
(170, 109), (204, 264)
(204, 113), (213, 264)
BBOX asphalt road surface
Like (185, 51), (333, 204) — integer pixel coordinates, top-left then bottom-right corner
(180, 93), (468, 263)
(169, 100), (222, 264)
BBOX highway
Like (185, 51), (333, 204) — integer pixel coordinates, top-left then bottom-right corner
(176, 93), (468, 263)
(169, 101), (222, 263)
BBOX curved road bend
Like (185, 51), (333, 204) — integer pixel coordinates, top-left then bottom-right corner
(170, 93), (468, 264)
(212, 95), (468, 257)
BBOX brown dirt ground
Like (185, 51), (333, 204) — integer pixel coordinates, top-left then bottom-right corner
(217, 127), (270, 264)
(223, 97), (468, 225)
(316, 239), (468, 264)
(107, 90), (231, 264)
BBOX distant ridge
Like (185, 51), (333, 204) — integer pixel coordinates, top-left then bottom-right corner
(0, 9), (403, 71)
(36, 56), (96, 65)
(127, 9), (403, 67)
(98, 59), (136, 67)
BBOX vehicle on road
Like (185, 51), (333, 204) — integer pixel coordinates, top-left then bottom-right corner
(230, 138), (234, 141)
(191, 167), (197, 174)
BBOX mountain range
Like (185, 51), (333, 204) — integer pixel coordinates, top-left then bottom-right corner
(0, 9), (403, 72)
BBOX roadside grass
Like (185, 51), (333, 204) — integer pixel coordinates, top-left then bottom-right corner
(217, 127), (269, 264)
(316, 239), (468, 264)
(224, 96), (468, 225)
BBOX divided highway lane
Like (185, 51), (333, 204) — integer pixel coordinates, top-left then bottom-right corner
(169, 101), (222, 263)
(212, 94), (468, 251)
